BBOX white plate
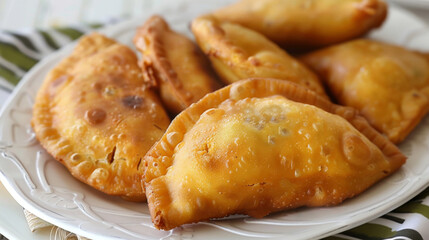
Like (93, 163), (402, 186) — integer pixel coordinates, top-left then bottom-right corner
(1, 3), (429, 240)
(0, 183), (52, 240)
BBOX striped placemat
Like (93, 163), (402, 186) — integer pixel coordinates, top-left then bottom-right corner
(0, 24), (101, 92)
(1, 26), (429, 240)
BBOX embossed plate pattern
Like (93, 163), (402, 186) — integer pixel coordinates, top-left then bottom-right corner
(1, 2), (429, 240)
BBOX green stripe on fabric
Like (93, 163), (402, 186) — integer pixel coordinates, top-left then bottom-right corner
(55, 27), (84, 40)
(38, 30), (59, 49)
(342, 223), (394, 239)
(381, 214), (405, 224)
(342, 224), (424, 240)
(0, 41), (38, 70)
(394, 202), (429, 219)
(394, 229), (423, 240)
(0, 64), (20, 85)
(5, 31), (38, 51)
(323, 236), (349, 240)
(88, 23), (103, 29)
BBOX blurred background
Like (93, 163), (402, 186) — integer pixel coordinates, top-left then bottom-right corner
(0, 0), (428, 31)
(0, 0), (150, 30)
(0, 0), (203, 31)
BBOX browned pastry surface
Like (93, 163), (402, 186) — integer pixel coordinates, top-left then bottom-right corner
(32, 33), (171, 201)
(191, 15), (327, 98)
(300, 39), (429, 143)
(213, 0), (387, 49)
(143, 78), (405, 230)
(134, 15), (221, 115)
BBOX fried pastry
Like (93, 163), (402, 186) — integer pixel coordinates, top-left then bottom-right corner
(191, 15), (327, 97)
(134, 15), (221, 115)
(32, 33), (171, 201)
(300, 39), (429, 143)
(143, 78), (405, 230)
(213, 0), (387, 49)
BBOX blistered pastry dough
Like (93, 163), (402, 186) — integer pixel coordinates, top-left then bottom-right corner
(143, 78), (405, 230)
(300, 39), (429, 143)
(191, 15), (327, 97)
(134, 15), (221, 114)
(213, 0), (387, 49)
(32, 33), (170, 201)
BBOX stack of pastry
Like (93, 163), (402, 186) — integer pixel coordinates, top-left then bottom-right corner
(32, 0), (429, 231)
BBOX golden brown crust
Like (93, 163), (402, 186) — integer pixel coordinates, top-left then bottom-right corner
(32, 33), (171, 201)
(144, 78), (405, 230)
(213, 0), (387, 49)
(191, 15), (328, 98)
(422, 53), (429, 63)
(134, 15), (221, 115)
(300, 39), (429, 143)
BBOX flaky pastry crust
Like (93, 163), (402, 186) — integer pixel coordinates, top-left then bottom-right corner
(191, 15), (327, 97)
(213, 0), (387, 49)
(32, 33), (170, 201)
(143, 78), (405, 230)
(300, 39), (429, 143)
(134, 15), (221, 115)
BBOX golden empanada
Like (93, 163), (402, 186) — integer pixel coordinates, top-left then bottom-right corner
(134, 15), (221, 115)
(32, 33), (171, 201)
(191, 15), (327, 97)
(300, 39), (429, 143)
(213, 0), (387, 49)
(143, 78), (405, 230)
